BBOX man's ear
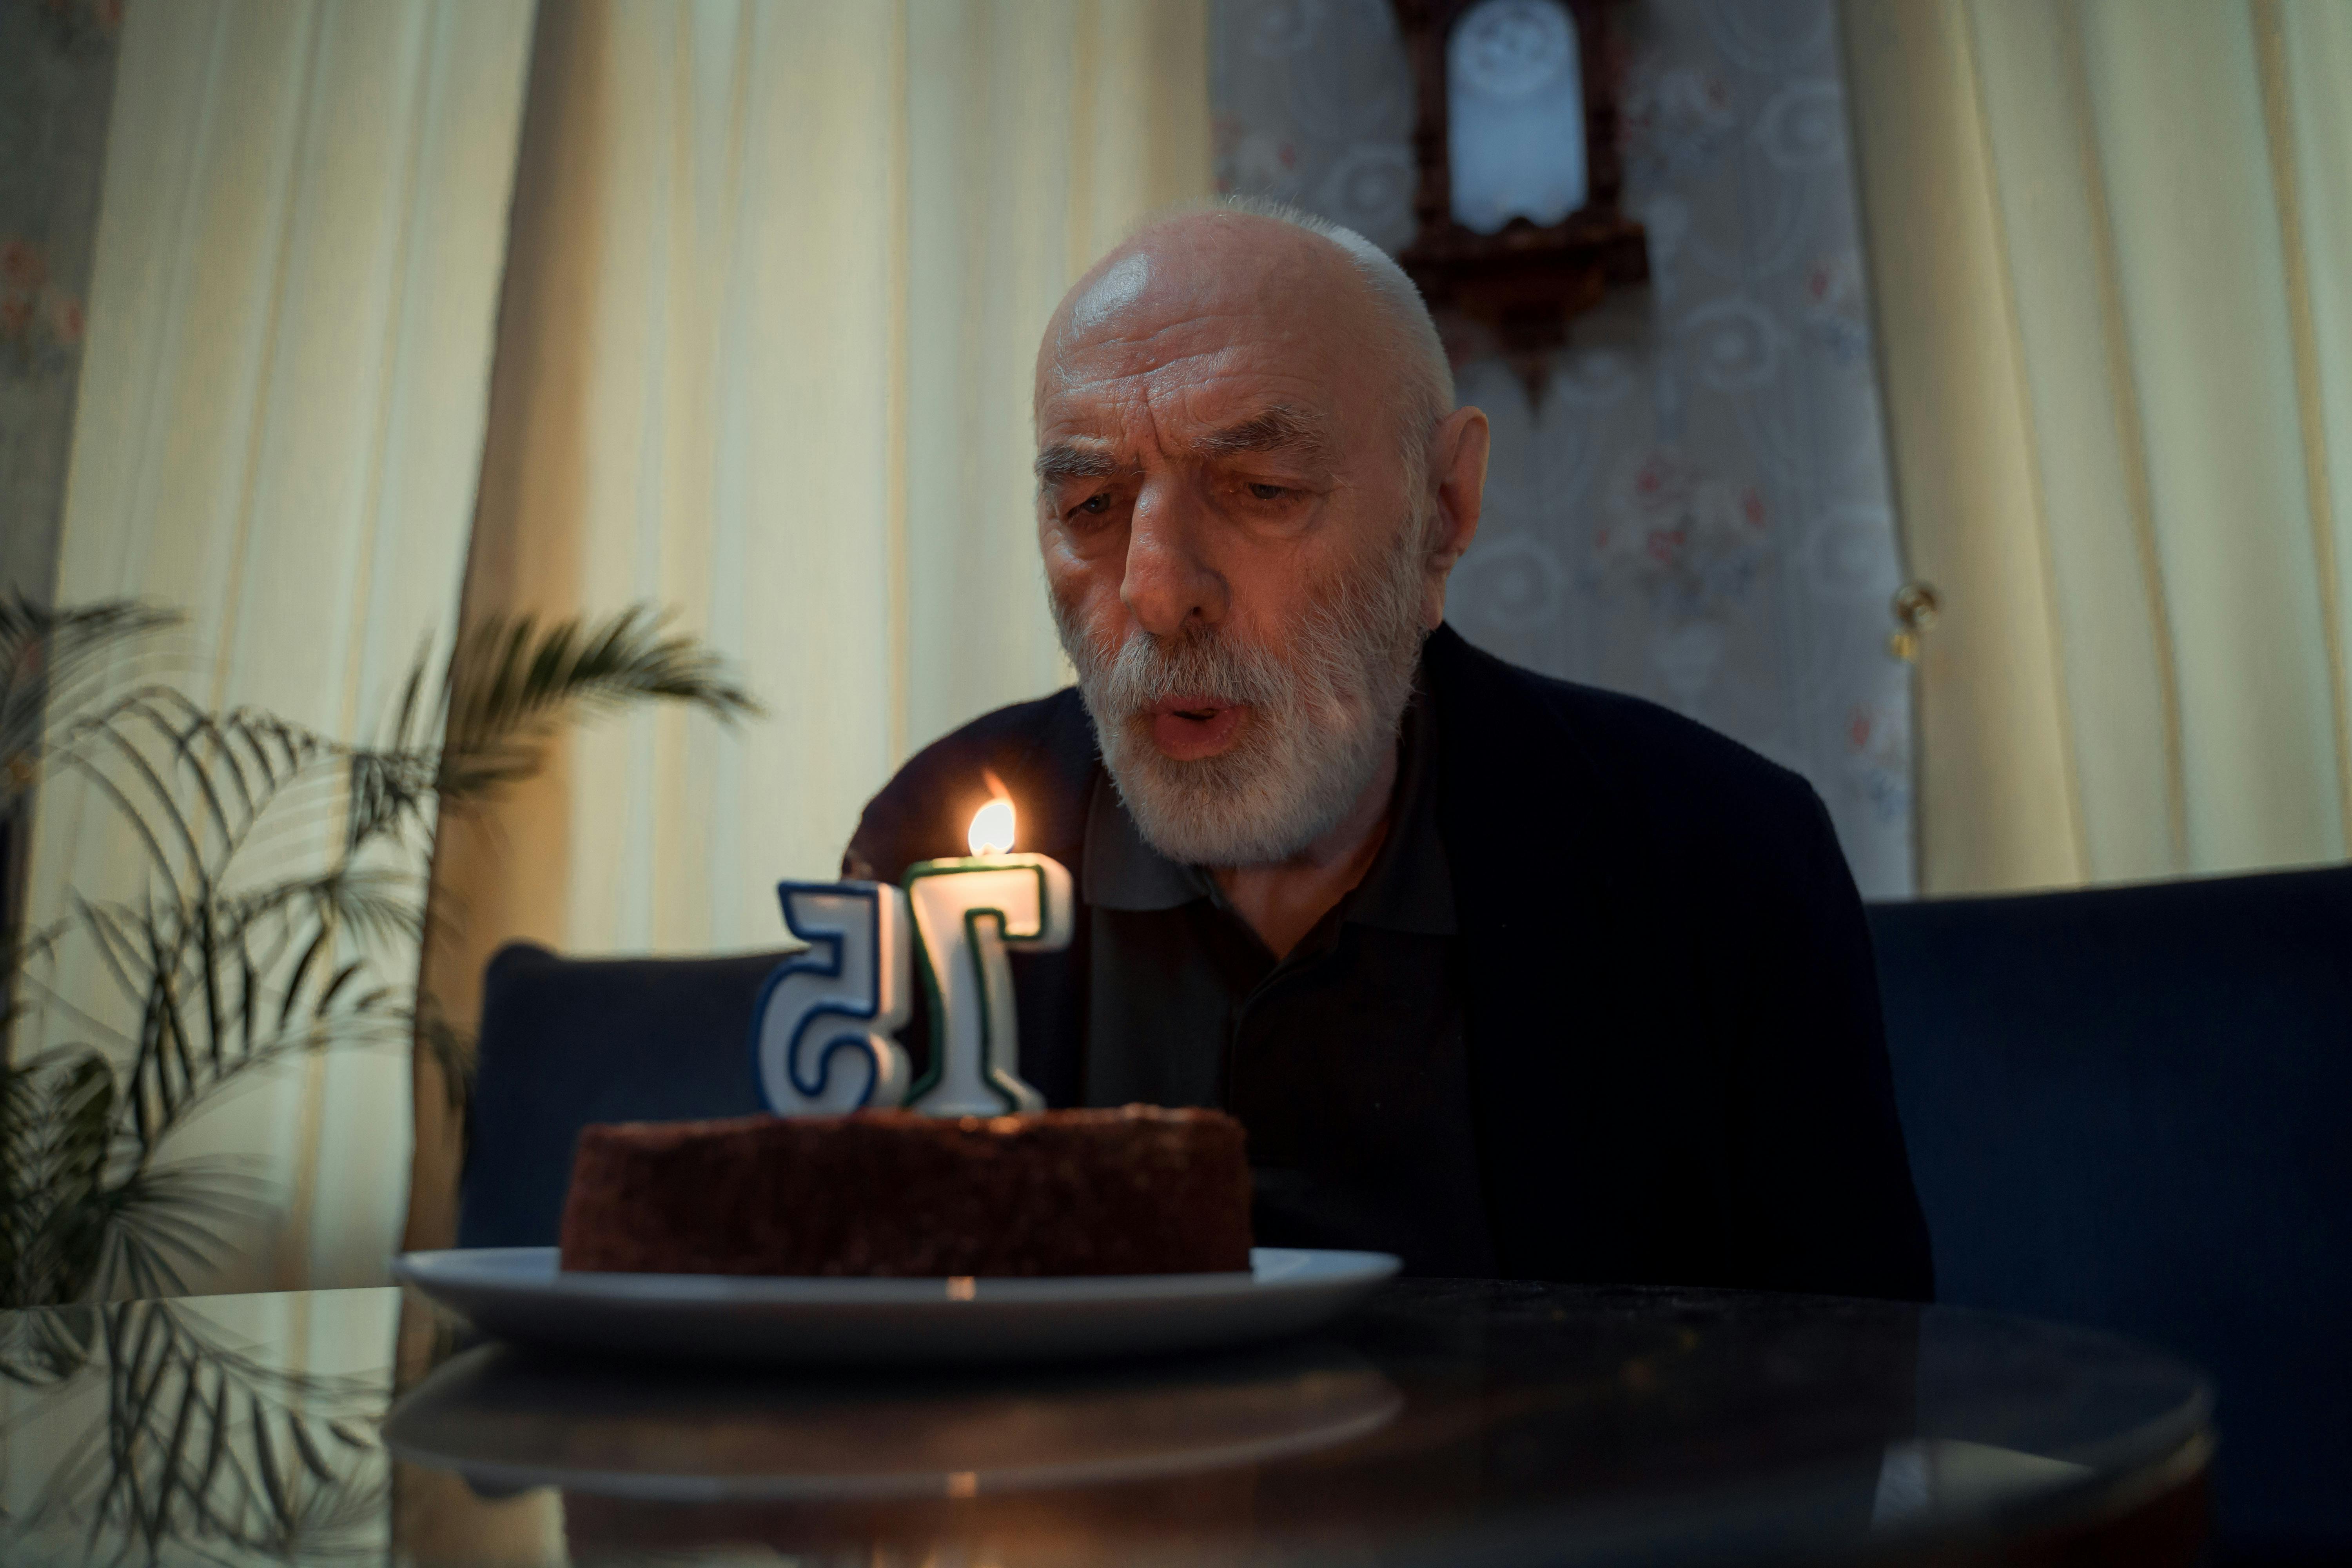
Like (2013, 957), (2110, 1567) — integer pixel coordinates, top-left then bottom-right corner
(1423, 405), (1490, 629)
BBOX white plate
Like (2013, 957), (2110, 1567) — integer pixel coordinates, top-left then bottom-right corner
(392, 1246), (1401, 1365)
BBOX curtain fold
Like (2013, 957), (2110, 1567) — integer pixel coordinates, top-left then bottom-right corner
(29, 0), (534, 1292)
(406, 0), (1212, 1249)
(1841, 0), (2352, 894)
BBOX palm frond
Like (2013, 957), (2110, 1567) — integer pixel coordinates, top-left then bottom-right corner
(40, 691), (341, 899)
(0, 1298), (98, 1385)
(1, 595), (183, 815)
(0, 594), (180, 676)
(5, 595), (760, 1312)
(7, 1299), (389, 1560)
(338, 745), (439, 856)
(0, 1050), (116, 1308)
(430, 605), (761, 811)
(92, 1161), (269, 1305)
(141, 1008), (414, 1153)
(217, 867), (424, 954)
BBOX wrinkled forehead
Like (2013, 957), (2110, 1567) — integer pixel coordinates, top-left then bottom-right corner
(1036, 247), (1374, 442)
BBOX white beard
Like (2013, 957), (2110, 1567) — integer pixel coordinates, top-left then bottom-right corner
(1055, 512), (1431, 867)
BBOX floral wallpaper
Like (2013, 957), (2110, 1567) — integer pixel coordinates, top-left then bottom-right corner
(1, 0), (120, 958)
(0, 0), (122, 606)
(1211, 0), (1916, 896)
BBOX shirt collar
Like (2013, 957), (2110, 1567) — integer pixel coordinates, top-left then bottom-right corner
(1083, 767), (1201, 911)
(1081, 681), (1457, 936)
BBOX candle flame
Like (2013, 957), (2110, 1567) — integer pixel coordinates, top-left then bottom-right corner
(968, 797), (1015, 856)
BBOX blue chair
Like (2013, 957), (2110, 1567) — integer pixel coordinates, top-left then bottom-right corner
(456, 942), (784, 1249)
(1868, 865), (2352, 1563)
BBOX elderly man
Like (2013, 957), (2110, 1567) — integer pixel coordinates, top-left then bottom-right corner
(846, 203), (1933, 1299)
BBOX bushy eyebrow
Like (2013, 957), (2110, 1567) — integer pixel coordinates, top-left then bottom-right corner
(1034, 444), (1120, 486)
(1191, 405), (1332, 466)
(1033, 405), (1331, 489)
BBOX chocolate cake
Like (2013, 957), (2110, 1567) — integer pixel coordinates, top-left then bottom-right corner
(559, 1105), (1252, 1277)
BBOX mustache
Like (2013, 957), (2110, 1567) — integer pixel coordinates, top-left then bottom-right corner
(1071, 621), (1296, 722)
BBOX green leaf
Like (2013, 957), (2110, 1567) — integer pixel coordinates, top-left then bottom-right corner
(286, 1414), (335, 1482)
(432, 604), (762, 809)
(0, 594), (182, 813)
(7, 595), (758, 1314)
(249, 1394), (289, 1522)
(275, 926), (329, 1034)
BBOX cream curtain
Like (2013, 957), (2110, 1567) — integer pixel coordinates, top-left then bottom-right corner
(404, 0), (1212, 1247)
(1840, 0), (2352, 894)
(29, 0), (534, 1292)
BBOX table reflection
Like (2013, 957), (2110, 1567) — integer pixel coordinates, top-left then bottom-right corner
(0, 1290), (399, 1564)
(0, 1281), (2209, 1568)
(385, 1336), (1403, 1499)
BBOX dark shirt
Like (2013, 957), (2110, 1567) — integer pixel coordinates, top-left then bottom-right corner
(842, 625), (1935, 1302)
(1081, 692), (1495, 1276)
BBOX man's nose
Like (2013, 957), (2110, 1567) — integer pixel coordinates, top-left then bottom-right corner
(1120, 477), (1227, 638)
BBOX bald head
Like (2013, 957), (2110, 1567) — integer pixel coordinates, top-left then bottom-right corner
(1038, 205), (1455, 474)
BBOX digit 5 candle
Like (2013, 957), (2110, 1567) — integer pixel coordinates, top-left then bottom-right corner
(751, 881), (915, 1115)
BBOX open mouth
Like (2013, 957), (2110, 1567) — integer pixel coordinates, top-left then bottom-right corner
(1145, 695), (1247, 762)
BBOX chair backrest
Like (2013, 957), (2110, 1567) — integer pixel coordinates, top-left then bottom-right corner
(1867, 866), (2352, 1557)
(456, 942), (786, 1249)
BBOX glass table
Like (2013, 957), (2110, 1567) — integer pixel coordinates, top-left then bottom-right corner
(0, 1279), (2209, 1566)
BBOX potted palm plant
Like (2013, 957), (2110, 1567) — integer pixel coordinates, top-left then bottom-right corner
(0, 593), (757, 1309)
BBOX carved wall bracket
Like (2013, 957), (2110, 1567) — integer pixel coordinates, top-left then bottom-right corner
(1392, 0), (1648, 405)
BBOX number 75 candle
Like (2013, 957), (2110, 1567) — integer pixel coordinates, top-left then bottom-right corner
(751, 792), (1072, 1118)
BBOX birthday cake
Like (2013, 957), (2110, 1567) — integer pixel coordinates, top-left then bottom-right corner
(558, 1105), (1253, 1278)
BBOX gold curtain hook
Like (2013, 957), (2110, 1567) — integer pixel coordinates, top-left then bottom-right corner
(1888, 581), (1941, 662)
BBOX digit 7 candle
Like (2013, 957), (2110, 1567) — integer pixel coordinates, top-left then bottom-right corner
(901, 793), (1073, 1117)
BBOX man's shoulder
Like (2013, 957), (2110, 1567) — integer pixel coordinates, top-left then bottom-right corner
(1427, 625), (1819, 828)
(845, 688), (1097, 880)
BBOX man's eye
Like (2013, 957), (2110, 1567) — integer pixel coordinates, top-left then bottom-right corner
(1247, 483), (1289, 501)
(1073, 493), (1112, 517)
